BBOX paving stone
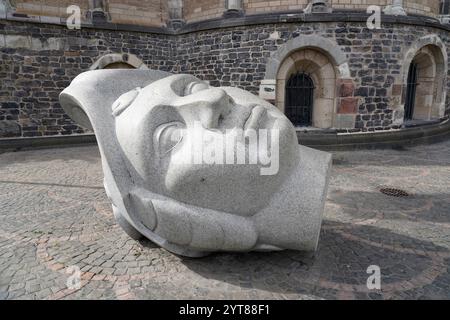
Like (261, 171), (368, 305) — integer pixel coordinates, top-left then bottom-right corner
(0, 143), (449, 299)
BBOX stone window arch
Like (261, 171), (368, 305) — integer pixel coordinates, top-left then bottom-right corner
(262, 35), (353, 129)
(276, 48), (337, 128)
(402, 36), (447, 122)
(90, 53), (148, 70)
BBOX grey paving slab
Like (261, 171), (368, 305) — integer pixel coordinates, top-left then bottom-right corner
(0, 141), (449, 299)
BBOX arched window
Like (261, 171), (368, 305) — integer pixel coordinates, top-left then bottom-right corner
(285, 72), (315, 126)
(89, 53), (148, 70)
(403, 44), (446, 121)
(102, 62), (134, 69)
(404, 62), (418, 121)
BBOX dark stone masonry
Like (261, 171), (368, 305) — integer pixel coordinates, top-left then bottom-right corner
(1, 18), (450, 138)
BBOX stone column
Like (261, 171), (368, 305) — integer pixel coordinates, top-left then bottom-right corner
(304, 0), (332, 14)
(88, 0), (108, 24)
(167, 0), (185, 30)
(439, 0), (450, 24)
(383, 0), (407, 16)
(0, 0), (14, 19)
(223, 0), (244, 18)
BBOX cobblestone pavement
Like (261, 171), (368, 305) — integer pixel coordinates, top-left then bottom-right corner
(0, 140), (449, 300)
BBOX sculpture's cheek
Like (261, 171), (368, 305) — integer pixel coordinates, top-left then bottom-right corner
(161, 162), (276, 216)
(128, 188), (259, 252)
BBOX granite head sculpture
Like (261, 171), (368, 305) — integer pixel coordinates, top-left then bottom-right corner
(60, 69), (331, 257)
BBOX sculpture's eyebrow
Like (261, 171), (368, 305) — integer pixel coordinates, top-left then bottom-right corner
(112, 87), (141, 116)
(169, 76), (200, 96)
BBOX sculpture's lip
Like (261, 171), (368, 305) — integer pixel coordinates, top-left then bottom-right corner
(244, 105), (267, 132)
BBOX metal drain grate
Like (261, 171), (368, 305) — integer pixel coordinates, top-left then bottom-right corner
(379, 187), (410, 197)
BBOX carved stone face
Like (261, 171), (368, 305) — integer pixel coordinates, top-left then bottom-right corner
(60, 70), (331, 256)
(113, 74), (299, 216)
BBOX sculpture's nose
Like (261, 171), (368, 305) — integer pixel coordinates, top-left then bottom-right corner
(189, 87), (231, 129)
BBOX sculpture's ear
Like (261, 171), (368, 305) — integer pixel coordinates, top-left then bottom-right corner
(59, 86), (94, 130)
(59, 70), (172, 239)
(59, 69), (170, 131)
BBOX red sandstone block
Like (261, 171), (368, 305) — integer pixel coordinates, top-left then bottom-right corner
(392, 84), (402, 96)
(338, 79), (355, 97)
(338, 97), (358, 114)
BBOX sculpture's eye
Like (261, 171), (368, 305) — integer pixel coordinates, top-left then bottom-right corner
(154, 121), (185, 156)
(112, 87), (141, 116)
(184, 81), (209, 96)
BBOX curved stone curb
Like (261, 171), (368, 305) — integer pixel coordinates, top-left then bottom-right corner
(2, 118), (449, 152)
(298, 119), (450, 150)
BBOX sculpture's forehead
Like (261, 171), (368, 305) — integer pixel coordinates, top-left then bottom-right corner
(165, 74), (200, 92)
(112, 74), (199, 116)
(112, 72), (272, 119)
